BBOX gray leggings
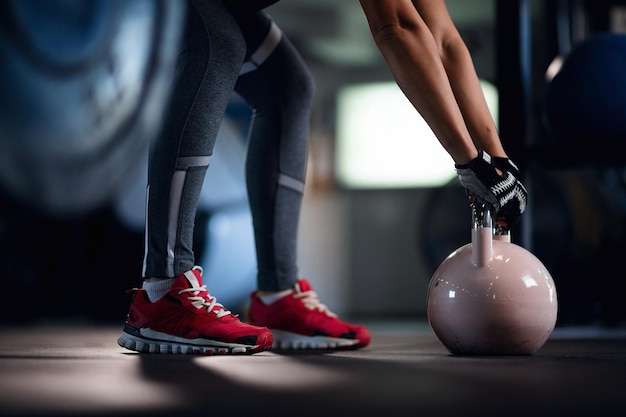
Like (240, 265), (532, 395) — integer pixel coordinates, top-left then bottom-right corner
(142, 0), (314, 291)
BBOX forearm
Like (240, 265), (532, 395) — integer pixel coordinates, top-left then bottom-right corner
(360, 0), (477, 164)
(440, 35), (506, 158)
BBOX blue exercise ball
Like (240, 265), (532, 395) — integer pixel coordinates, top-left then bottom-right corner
(544, 33), (626, 144)
(0, 0), (185, 214)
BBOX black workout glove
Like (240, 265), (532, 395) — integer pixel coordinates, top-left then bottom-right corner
(493, 156), (522, 180)
(455, 150), (528, 230)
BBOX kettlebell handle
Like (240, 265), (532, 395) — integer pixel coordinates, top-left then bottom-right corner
(470, 202), (511, 266)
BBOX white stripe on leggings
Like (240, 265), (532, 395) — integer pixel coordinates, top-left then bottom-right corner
(240, 21), (282, 75)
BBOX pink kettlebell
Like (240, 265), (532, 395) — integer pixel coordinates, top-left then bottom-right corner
(427, 203), (558, 355)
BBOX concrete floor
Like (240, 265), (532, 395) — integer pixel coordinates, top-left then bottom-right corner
(1, 321), (625, 417)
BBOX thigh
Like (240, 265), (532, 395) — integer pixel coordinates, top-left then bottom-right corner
(224, 0), (280, 14)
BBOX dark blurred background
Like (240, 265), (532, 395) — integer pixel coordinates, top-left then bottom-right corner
(1, 0), (625, 327)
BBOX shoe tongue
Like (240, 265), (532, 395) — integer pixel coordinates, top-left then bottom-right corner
(182, 269), (203, 289)
(295, 278), (312, 293)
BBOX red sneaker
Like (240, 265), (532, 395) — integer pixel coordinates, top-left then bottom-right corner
(248, 279), (371, 350)
(118, 267), (273, 355)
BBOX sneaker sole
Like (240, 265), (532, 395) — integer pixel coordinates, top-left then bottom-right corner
(117, 329), (269, 355)
(269, 329), (361, 350)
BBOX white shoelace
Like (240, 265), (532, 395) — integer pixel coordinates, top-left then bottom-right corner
(178, 285), (232, 318)
(293, 289), (337, 318)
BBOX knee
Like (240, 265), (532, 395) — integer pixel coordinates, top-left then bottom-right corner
(213, 26), (246, 74)
(285, 58), (315, 110)
(188, 0), (246, 72)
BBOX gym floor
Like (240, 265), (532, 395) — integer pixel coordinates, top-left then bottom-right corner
(1, 321), (625, 417)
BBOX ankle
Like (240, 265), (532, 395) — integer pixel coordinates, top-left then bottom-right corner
(142, 277), (176, 302)
(257, 288), (293, 305)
